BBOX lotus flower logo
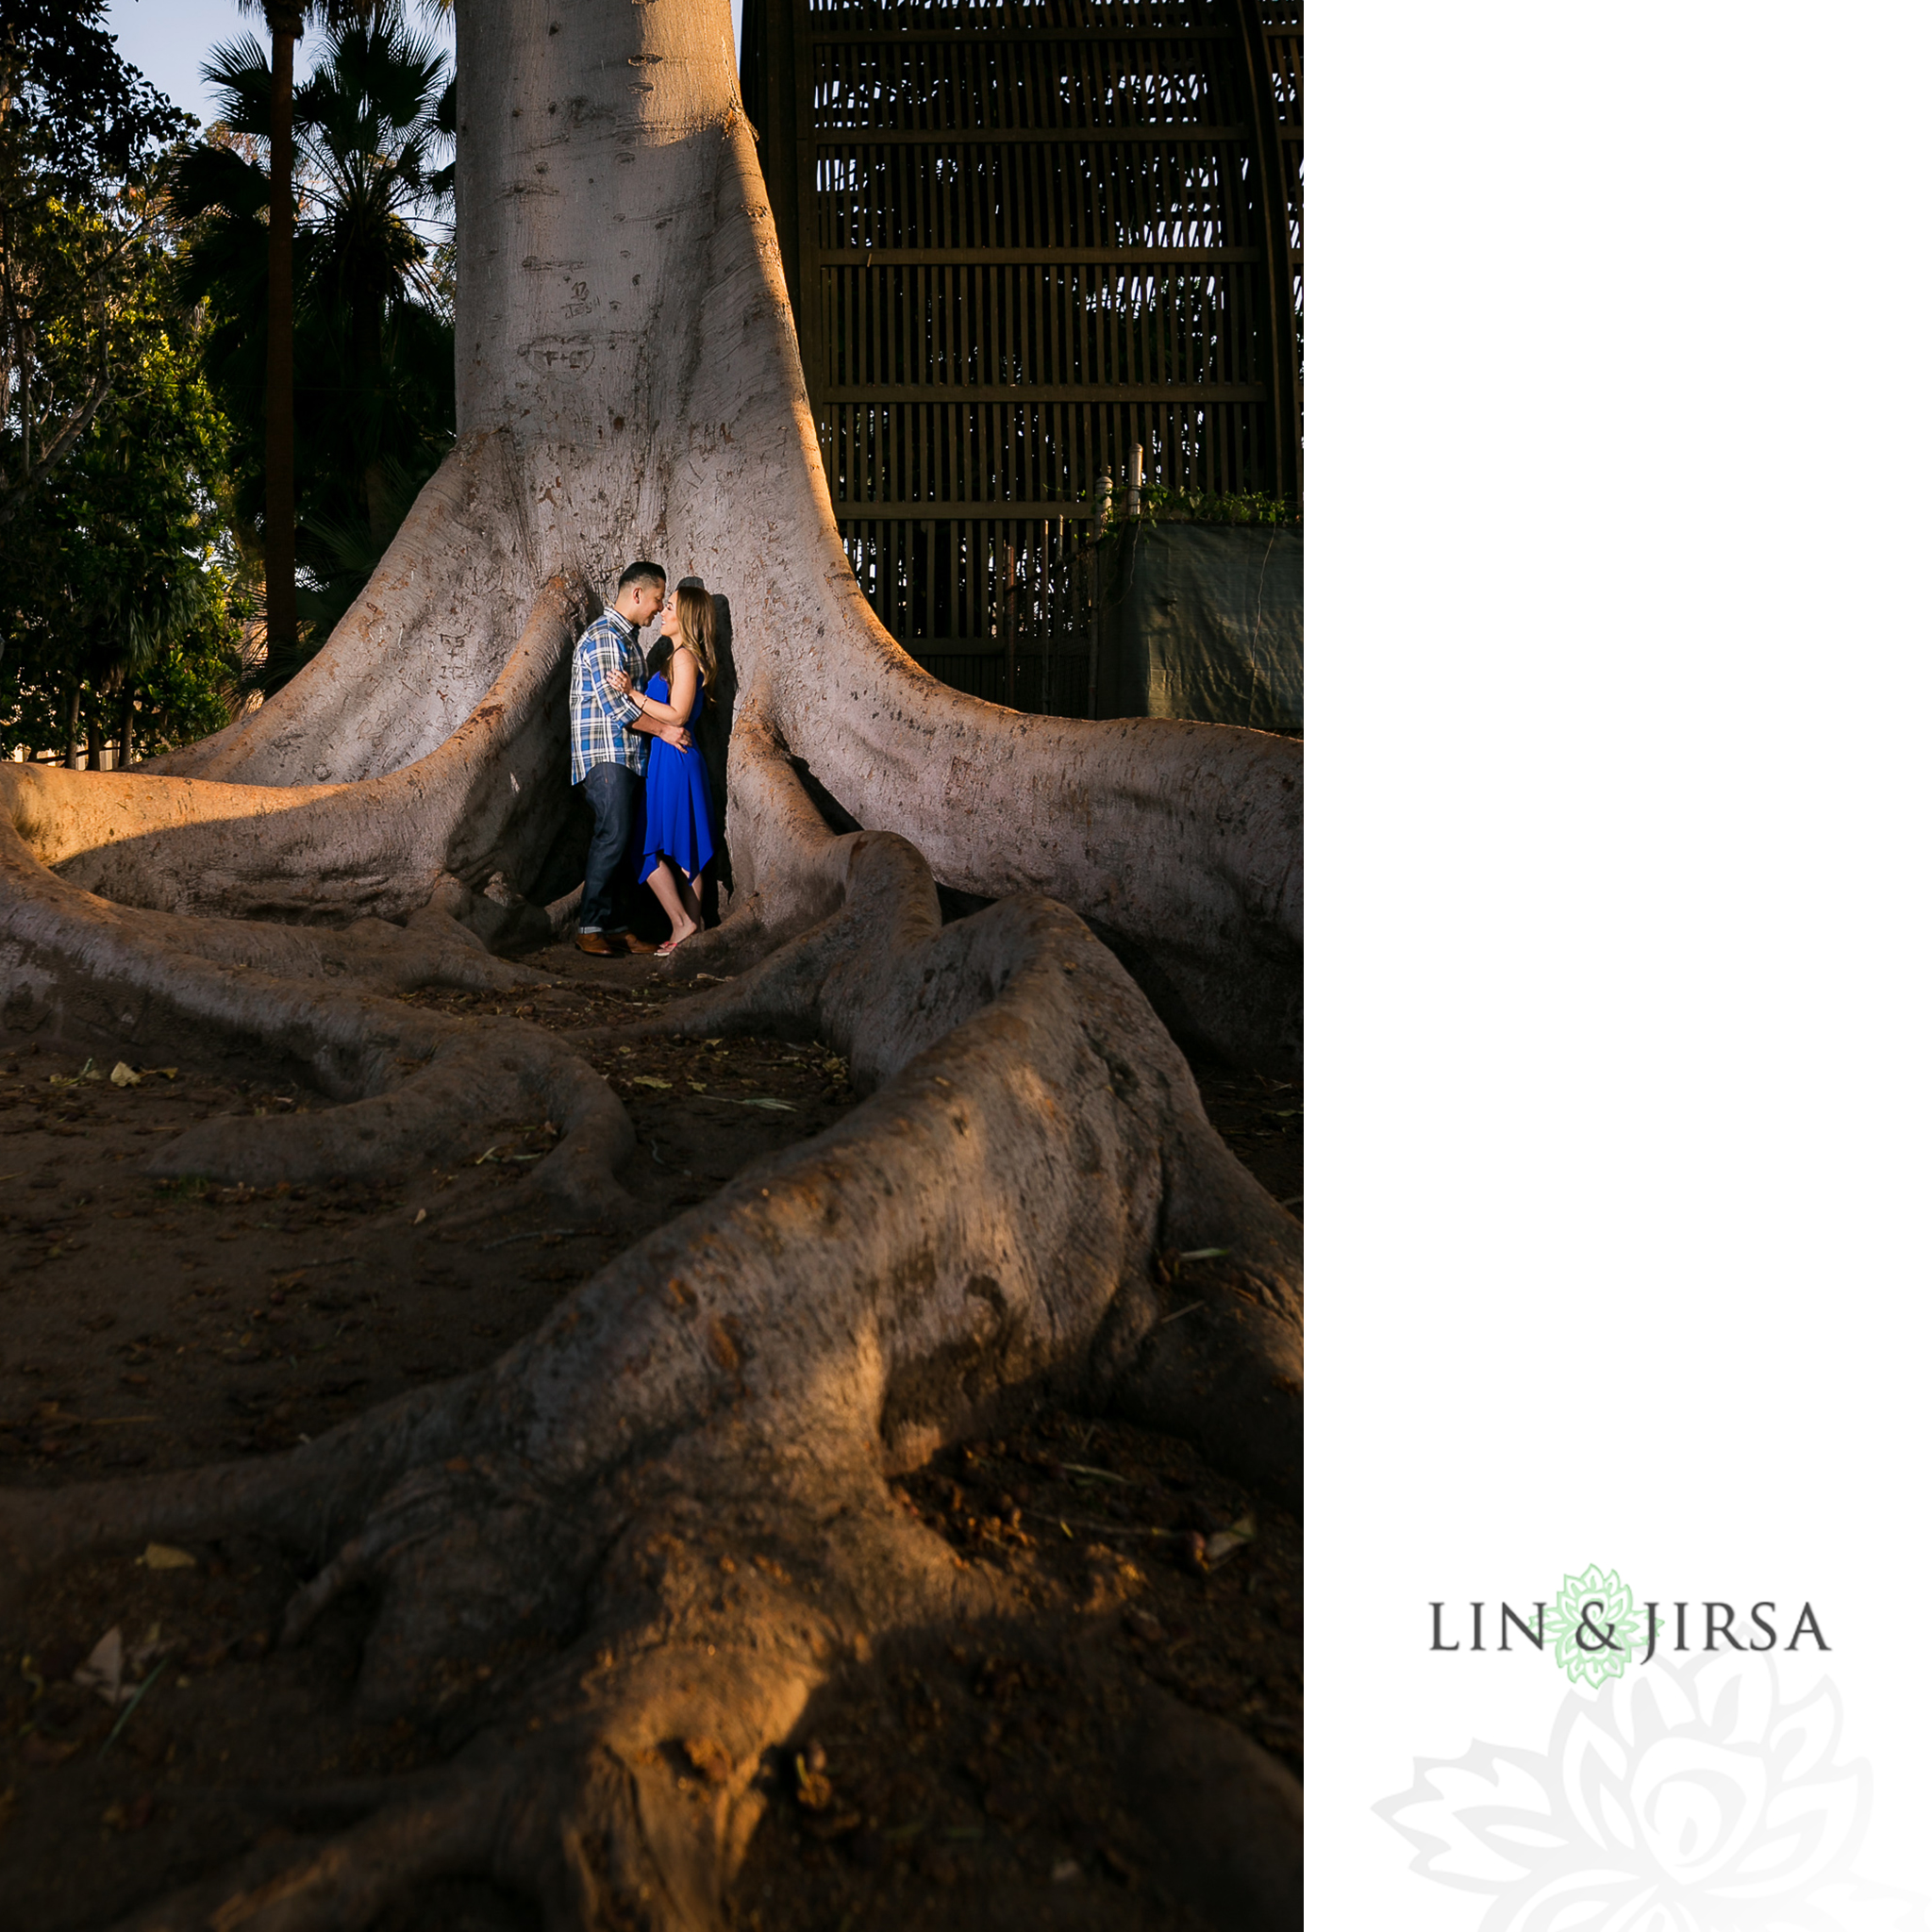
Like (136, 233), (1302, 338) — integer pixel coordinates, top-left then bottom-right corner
(1553, 1563), (1645, 1688)
(1376, 1650), (1924, 1929)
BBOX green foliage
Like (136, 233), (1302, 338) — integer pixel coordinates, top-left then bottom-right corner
(0, 2), (464, 757)
(1132, 485), (1299, 527)
(2, 4), (461, 751)
(1, 2), (196, 525)
(0, 0), (189, 194)
(0, 3), (250, 763)
(0, 238), (253, 762)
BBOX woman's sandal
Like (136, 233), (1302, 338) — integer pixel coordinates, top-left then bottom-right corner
(658, 929), (697, 955)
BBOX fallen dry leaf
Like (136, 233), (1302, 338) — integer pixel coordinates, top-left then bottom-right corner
(109, 1061), (141, 1088)
(1203, 1513), (1257, 1565)
(75, 1625), (125, 1705)
(142, 1542), (196, 1572)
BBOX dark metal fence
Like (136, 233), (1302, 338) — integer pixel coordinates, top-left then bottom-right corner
(740, 0), (1302, 714)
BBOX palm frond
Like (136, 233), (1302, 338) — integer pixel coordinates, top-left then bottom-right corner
(201, 36), (275, 138)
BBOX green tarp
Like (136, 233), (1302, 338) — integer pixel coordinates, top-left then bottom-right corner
(1103, 523), (1302, 734)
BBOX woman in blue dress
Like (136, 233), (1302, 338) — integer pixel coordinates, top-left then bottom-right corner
(617, 582), (718, 953)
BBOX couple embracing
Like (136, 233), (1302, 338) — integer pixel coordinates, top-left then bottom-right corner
(567, 560), (718, 958)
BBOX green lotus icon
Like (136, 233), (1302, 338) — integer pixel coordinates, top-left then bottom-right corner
(1552, 1564), (1642, 1687)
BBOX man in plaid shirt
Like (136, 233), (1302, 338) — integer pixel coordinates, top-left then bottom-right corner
(569, 561), (689, 955)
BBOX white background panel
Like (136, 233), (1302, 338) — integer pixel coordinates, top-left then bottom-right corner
(1314, 4), (1932, 1923)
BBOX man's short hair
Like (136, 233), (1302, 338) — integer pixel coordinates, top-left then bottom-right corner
(617, 560), (667, 596)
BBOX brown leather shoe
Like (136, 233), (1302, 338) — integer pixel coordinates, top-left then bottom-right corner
(614, 932), (658, 955)
(575, 932), (620, 957)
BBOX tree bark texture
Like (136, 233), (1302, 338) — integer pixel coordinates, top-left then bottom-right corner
(0, 4), (1303, 1924)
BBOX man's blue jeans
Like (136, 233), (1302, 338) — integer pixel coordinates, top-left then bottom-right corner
(578, 761), (640, 933)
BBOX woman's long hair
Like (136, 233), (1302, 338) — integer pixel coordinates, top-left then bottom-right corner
(670, 584), (717, 682)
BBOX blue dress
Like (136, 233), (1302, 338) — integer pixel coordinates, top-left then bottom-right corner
(631, 663), (716, 882)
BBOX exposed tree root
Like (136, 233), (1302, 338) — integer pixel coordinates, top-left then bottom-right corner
(0, 725), (1296, 1926)
(655, 708), (1302, 1481)
(0, 794), (633, 1210)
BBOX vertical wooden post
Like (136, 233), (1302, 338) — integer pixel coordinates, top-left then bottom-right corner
(1001, 540), (1017, 709)
(1086, 513), (1102, 721)
(1040, 517), (1053, 712)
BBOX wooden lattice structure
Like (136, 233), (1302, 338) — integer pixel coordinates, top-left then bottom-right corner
(740, 0), (1302, 712)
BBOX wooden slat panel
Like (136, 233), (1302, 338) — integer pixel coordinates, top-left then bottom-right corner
(826, 246), (1266, 263)
(804, 25), (1242, 42)
(752, 0), (1299, 715)
(821, 387), (1270, 403)
(808, 125), (1250, 143)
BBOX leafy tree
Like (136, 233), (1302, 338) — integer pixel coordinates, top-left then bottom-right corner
(0, 225), (251, 768)
(0, 0), (192, 524)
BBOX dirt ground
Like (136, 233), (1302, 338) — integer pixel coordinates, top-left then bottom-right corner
(0, 937), (1301, 1929)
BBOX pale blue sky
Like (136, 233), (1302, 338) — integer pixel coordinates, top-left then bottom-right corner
(103, 1), (454, 125)
(102, 1), (741, 128)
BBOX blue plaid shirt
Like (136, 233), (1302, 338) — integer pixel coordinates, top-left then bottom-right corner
(569, 607), (646, 784)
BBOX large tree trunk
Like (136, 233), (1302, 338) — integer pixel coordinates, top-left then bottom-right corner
(0, 2), (1303, 1924)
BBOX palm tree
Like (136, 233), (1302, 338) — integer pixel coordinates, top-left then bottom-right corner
(291, 13), (451, 531)
(175, 11), (453, 689)
(232, 0), (376, 677)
